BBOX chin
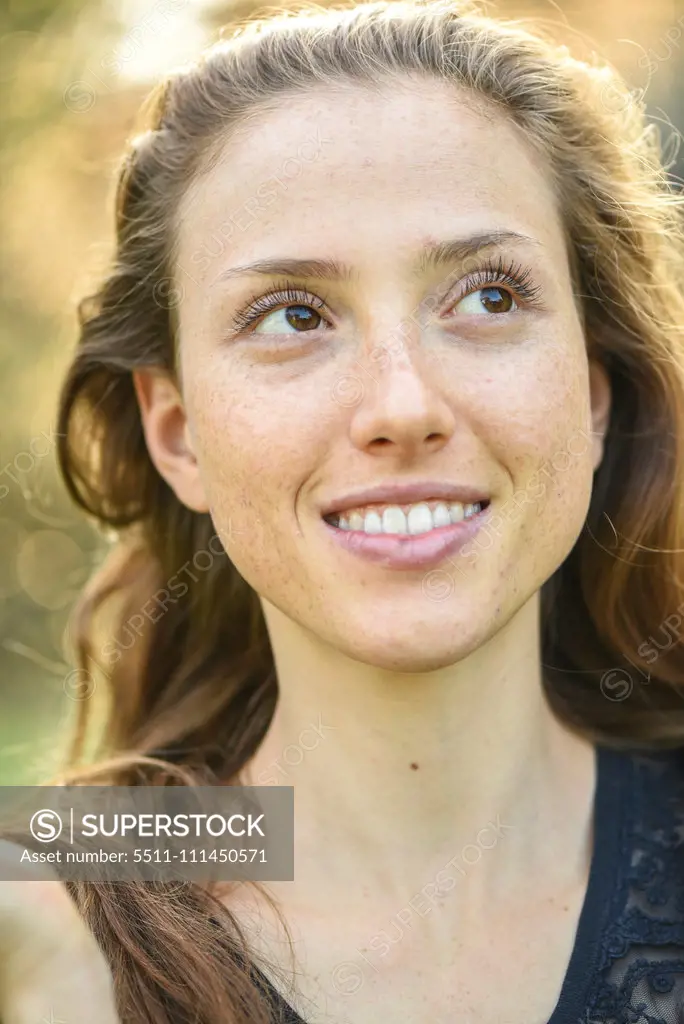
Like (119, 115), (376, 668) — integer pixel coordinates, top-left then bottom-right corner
(334, 612), (491, 674)
(352, 642), (478, 675)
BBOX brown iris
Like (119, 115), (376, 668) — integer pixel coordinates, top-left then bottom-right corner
(284, 305), (322, 331)
(478, 287), (514, 314)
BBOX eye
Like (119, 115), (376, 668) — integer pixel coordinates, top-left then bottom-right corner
(455, 286), (518, 316)
(446, 258), (542, 319)
(229, 282), (332, 338)
(253, 303), (324, 335)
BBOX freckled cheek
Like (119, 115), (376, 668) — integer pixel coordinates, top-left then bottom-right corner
(471, 354), (593, 495)
(187, 374), (328, 532)
(463, 368), (593, 585)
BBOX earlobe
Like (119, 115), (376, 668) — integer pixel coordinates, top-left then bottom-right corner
(132, 369), (210, 513)
(588, 359), (612, 472)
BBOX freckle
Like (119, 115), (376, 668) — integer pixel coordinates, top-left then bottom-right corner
(410, 762), (419, 770)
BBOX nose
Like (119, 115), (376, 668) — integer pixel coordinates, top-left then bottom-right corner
(348, 338), (457, 460)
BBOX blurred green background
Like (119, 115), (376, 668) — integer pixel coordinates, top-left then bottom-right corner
(1, 0), (682, 783)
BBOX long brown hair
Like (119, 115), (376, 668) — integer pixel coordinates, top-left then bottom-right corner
(50, 0), (684, 1019)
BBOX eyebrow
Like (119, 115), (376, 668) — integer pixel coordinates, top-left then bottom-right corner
(210, 231), (539, 287)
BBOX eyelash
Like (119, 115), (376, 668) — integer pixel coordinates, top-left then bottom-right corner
(456, 256), (543, 308)
(229, 281), (331, 334)
(228, 258), (542, 335)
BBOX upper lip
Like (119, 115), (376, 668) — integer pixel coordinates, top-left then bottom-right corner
(320, 481), (491, 517)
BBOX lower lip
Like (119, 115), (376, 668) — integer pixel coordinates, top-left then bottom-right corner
(321, 505), (492, 571)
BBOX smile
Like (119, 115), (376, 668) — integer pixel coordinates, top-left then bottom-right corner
(323, 499), (488, 536)
(321, 499), (492, 571)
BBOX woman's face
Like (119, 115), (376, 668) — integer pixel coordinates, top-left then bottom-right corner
(139, 76), (611, 671)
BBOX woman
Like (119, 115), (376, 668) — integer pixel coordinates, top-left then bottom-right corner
(2, 0), (684, 1020)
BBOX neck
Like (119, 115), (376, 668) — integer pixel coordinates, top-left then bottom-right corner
(241, 594), (596, 909)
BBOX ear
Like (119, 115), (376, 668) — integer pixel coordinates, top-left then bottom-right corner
(588, 359), (612, 472)
(132, 369), (209, 513)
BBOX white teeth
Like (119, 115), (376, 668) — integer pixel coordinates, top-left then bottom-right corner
(407, 503), (434, 535)
(433, 502), (452, 528)
(382, 506), (408, 534)
(449, 503), (464, 523)
(333, 500), (484, 535)
(363, 510), (383, 534)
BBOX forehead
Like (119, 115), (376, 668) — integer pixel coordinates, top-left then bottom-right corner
(176, 76), (565, 283)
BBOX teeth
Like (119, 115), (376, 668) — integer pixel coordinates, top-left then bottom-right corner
(407, 503), (433, 535)
(363, 510), (383, 534)
(335, 500), (484, 534)
(382, 506), (408, 534)
(433, 503), (452, 528)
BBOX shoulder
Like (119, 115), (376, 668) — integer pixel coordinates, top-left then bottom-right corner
(587, 743), (684, 1021)
(609, 743), (684, 897)
(596, 742), (684, 934)
(622, 744), (684, 915)
(626, 743), (684, 839)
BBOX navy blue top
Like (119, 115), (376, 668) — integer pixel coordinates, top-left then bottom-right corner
(247, 742), (684, 1023)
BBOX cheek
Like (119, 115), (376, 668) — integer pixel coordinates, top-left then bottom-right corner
(479, 343), (595, 574)
(183, 360), (334, 573)
(491, 353), (592, 478)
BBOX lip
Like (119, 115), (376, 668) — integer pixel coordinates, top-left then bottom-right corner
(319, 480), (491, 518)
(321, 502), (492, 571)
